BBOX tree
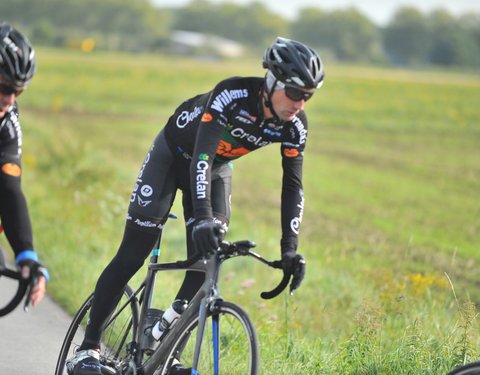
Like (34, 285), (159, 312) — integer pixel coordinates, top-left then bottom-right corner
(428, 10), (480, 66)
(291, 7), (378, 62)
(383, 7), (431, 65)
(171, 0), (287, 50)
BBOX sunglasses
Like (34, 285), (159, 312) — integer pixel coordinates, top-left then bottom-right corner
(0, 82), (23, 96)
(284, 86), (314, 102)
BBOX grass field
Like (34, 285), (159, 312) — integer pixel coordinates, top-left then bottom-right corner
(4, 47), (480, 373)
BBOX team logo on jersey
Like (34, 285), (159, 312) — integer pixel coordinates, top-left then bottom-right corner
(138, 197), (152, 207)
(239, 110), (256, 123)
(216, 140), (250, 158)
(210, 89), (249, 113)
(290, 190), (305, 235)
(283, 148), (299, 157)
(1, 163), (21, 177)
(235, 115), (253, 125)
(291, 116), (307, 145)
(176, 106), (203, 128)
(201, 113), (213, 122)
(140, 184), (153, 197)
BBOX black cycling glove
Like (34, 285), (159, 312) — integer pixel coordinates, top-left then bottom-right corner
(16, 251), (49, 282)
(192, 219), (225, 256)
(281, 251), (306, 292)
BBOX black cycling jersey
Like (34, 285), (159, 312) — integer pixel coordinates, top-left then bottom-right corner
(0, 102), (34, 257)
(164, 76), (307, 252)
(82, 76), (310, 350)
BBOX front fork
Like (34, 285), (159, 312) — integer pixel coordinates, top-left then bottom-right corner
(191, 293), (223, 375)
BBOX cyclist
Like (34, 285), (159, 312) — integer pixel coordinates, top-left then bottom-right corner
(67, 37), (323, 375)
(0, 23), (49, 307)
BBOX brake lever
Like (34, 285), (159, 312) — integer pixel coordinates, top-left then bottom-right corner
(23, 274), (38, 312)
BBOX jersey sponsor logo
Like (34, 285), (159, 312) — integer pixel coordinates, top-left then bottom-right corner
(137, 197), (152, 207)
(176, 106), (203, 128)
(126, 214), (163, 229)
(263, 128), (282, 137)
(239, 109), (257, 123)
(283, 148), (299, 157)
(196, 160), (209, 199)
(140, 184), (153, 197)
(135, 218), (162, 229)
(1, 163), (21, 177)
(210, 89), (249, 113)
(131, 152), (151, 202)
(290, 190), (304, 235)
(216, 140), (250, 158)
(235, 115), (253, 125)
(266, 121), (283, 131)
(201, 113), (213, 122)
(291, 116), (307, 145)
(230, 127), (271, 147)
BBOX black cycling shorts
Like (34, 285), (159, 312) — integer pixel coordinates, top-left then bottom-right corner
(126, 129), (232, 233)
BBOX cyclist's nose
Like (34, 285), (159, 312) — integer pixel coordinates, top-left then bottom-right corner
(293, 100), (305, 110)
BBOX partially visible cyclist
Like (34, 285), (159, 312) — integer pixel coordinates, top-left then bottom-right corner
(0, 23), (49, 307)
(67, 36), (323, 375)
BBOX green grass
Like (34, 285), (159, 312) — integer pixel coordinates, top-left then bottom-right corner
(3, 47), (480, 373)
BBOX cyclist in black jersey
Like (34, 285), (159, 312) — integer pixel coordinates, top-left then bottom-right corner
(0, 23), (49, 307)
(68, 37), (324, 375)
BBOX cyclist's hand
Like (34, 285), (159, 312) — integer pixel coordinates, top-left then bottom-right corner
(192, 219), (225, 256)
(18, 258), (49, 306)
(281, 251), (306, 293)
(28, 274), (47, 306)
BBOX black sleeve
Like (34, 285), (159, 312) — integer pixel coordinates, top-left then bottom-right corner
(0, 150), (34, 258)
(190, 115), (225, 221)
(280, 149), (304, 253)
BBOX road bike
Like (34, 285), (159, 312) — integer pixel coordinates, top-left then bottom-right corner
(55, 217), (293, 375)
(447, 362), (480, 375)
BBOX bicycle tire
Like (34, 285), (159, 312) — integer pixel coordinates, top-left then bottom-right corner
(447, 362), (480, 375)
(158, 301), (259, 375)
(55, 285), (139, 375)
(0, 245), (29, 317)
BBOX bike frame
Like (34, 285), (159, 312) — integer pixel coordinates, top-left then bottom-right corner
(102, 239), (285, 375)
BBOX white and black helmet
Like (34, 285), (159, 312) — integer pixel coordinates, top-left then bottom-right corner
(263, 37), (324, 89)
(0, 23), (37, 87)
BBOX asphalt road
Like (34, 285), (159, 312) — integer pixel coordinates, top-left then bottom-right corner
(0, 264), (73, 374)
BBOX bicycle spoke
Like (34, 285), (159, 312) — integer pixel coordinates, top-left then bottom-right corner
(55, 286), (138, 375)
(165, 301), (258, 375)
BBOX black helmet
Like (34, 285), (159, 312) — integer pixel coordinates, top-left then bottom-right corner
(263, 37), (324, 89)
(0, 23), (37, 87)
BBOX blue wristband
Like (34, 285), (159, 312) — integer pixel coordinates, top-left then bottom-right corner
(16, 250), (39, 264)
(38, 267), (50, 282)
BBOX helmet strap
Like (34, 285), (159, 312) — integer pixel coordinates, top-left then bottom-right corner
(262, 76), (280, 122)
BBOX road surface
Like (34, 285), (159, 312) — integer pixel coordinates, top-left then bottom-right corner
(0, 264), (73, 374)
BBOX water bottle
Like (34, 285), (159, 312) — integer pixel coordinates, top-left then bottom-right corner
(151, 299), (188, 340)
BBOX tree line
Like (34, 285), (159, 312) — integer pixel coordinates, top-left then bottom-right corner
(2, 0), (480, 68)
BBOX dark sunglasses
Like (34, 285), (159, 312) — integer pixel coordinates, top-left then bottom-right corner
(284, 86), (314, 102)
(0, 83), (23, 96)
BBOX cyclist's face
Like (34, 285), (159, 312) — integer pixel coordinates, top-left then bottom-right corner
(0, 77), (24, 117)
(267, 87), (314, 121)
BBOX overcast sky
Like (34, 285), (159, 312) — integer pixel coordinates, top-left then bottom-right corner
(150, 0), (480, 26)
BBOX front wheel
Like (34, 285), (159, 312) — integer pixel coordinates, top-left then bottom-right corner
(55, 285), (139, 375)
(447, 362), (480, 375)
(160, 301), (259, 375)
